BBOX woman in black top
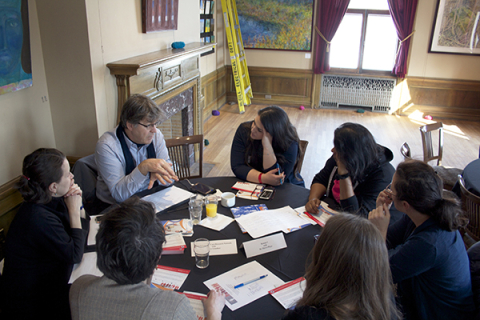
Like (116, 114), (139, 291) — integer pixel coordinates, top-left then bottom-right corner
(283, 214), (400, 320)
(230, 106), (304, 186)
(306, 123), (395, 217)
(0, 148), (89, 319)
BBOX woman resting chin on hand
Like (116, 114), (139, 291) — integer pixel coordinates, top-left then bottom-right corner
(230, 106), (304, 187)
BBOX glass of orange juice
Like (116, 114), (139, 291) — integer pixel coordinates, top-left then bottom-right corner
(205, 195), (218, 219)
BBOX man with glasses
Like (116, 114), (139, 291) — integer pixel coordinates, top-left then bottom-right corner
(96, 94), (178, 203)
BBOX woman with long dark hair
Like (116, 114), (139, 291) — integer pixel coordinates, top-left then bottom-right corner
(230, 106), (304, 186)
(306, 122), (394, 217)
(369, 160), (475, 319)
(0, 148), (89, 319)
(283, 214), (400, 320)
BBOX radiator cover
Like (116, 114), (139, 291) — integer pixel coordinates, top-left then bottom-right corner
(319, 75), (396, 113)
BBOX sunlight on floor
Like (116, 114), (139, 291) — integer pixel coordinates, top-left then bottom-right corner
(408, 110), (469, 140)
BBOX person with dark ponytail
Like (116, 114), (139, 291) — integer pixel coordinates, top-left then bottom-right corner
(283, 214), (400, 320)
(230, 106), (304, 186)
(0, 148), (89, 319)
(369, 160), (475, 320)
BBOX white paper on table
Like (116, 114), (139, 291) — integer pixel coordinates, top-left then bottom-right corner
(204, 261), (285, 311)
(181, 291), (207, 320)
(235, 206), (310, 238)
(269, 277), (306, 309)
(242, 233), (287, 258)
(199, 214), (234, 231)
(142, 186), (194, 213)
(69, 252), (103, 284)
(87, 215), (103, 246)
(190, 239), (238, 257)
(152, 265), (190, 291)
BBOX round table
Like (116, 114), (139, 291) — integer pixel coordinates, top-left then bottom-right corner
(453, 158), (480, 197)
(155, 177), (320, 320)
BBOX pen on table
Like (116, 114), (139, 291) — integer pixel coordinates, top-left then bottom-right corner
(234, 274), (268, 289)
(276, 163), (283, 185)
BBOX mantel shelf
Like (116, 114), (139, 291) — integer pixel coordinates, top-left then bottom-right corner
(107, 42), (216, 76)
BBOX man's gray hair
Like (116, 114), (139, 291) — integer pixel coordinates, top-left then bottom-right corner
(119, 94), (162, 128)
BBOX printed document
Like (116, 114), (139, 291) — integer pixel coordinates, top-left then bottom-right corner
(204, 261), (284, 311)
(69, 252), (103, 283)
(87, 215), (102, 246)
(235, 206), (310, 238)
(269, 277), (306, 309)
(142, 186), (193, 213)
(181, 292), (207, 320)
(152, 265), (190, 291)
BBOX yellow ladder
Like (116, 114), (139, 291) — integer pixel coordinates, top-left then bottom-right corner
(220, 0), (253, 113)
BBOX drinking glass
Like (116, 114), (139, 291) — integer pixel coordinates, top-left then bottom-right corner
(194, 238), (210, 269)
(205, 195), (218, 219)
(189, 195), (203, 225)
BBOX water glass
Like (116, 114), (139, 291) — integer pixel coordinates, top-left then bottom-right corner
(194, 238), (210, 269)
(189, 195), (203, 225)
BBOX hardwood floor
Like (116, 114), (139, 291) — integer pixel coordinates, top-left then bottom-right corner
(203, 104), (480, 188)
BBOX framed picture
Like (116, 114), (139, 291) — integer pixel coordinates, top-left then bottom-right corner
(236, 0), (314, 51)
(142, 0), (179, 33)
(429, 0), (480, 55)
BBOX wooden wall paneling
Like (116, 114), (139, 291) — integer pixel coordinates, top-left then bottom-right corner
(0, 177), (22, 236)
(400, 77), (480, 121)
(202, 67), (227, 121)
(226, 67), (314, 107)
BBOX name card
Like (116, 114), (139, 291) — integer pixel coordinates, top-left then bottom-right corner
(243, 233), (287, 258)
(190, 239), (238, 257)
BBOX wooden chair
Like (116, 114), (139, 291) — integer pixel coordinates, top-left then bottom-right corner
(400, 142), (412, 160)
(459, 175), (480, 242)
(420, 122), (443, 166)
(165, 135), (204, 180)
(297, 140), (309, 175)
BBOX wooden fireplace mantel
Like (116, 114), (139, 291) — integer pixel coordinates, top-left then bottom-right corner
(107, 42), (215, 131)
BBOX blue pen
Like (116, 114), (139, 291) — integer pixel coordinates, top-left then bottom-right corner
(234, 274), (268, 289)
(276, 163), (283, 185)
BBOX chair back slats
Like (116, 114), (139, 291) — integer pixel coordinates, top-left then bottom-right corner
(459, 175), (480, 242)
(420, 122), (443, 166)
(165, 135), (204, 180)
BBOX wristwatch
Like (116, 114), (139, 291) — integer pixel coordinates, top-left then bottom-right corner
(335, 172), (350, 180)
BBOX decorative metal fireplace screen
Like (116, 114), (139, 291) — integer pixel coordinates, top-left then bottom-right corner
(319, 75), (396, 113)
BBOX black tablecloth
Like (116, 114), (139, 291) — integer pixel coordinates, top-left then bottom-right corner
(453, 159), (480, 197)
(149, 177), (319, 320)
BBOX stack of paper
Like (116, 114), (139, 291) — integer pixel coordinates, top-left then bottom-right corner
(152, 265), (190, 290)
(142, 186), (193, 213)
(180, 292), (207, 320)
(231, 204), (268, 233)
(162, 233), (187, 255)
(235, 206), (311, 238)
(161, 219), (194, 237)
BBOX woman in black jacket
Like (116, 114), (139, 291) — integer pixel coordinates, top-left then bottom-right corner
(0, 148), (89, 319)
(306, 123), (395, 217)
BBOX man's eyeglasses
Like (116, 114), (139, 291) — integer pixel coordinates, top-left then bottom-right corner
(138, 121), (160, 130)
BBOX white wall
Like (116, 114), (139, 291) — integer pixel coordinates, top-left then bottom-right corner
(407, 0), (480, 80)
(0, 0), (55, 185)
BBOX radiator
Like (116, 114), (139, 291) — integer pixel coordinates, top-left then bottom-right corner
(319, 75), (396, 113)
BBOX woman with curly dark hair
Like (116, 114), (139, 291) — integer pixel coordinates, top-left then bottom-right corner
(369, 160), (475, 320)
(0, 148), (89, 319)
(230, 106), (304, 187)
(306, 122), (395, 217)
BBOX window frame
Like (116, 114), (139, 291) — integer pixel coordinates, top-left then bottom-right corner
(328, 9), (398, 76)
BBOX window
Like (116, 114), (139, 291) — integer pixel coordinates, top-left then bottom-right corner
(329, 0), (397, 74)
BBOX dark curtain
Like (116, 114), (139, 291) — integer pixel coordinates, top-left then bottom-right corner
(313, 0), (350, 74)
(387, 0), (418, 78)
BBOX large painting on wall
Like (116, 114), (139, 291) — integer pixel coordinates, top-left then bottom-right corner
(237, 0), (314, 51)
(429, 0), (480, 55)
(0, 0), (32, 95)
